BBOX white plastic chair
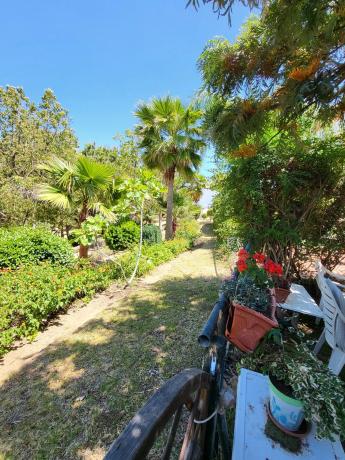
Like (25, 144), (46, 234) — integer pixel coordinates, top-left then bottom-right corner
(314, 261), (345, 375)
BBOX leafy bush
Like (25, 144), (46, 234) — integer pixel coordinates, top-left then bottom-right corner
(0, 227), (74, 269)
(104, 220), (140, 250)
(175, 219), (201, 245)
(213, 132), (345, 276)
(0, 237), (190, 356)
(142, 224), (162, 245)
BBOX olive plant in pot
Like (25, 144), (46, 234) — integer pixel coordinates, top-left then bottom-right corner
(222, 249), (281, 352)
(240, 339), (345, 440)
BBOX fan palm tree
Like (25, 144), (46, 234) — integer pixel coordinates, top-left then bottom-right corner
(39, 156), (115, 257)
(135, 97), (205, 239)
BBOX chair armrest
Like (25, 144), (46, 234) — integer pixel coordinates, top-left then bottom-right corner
(333, 281), (345, 291)
(325, 266), (345, 283)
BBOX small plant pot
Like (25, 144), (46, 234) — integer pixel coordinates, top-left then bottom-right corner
(275, 287), (290, 304)
(268, 374), (304, 432)
(225, 297), (278, 352)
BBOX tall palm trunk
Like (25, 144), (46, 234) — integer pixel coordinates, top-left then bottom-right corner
(165, 168), (175, 240)
(79, 245), (89, 258)
(79, 201), (89, 258)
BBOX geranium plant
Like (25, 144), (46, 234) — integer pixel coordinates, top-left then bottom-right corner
(223, 250), (283, 317)
(236, 249), (283, 287)
(223, 249), (282, 351)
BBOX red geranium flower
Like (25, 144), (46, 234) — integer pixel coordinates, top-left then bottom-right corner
(264, 259), (283, 276)
(264, 259), (276, 274)
(236, 259), (248, 272)
(253, 252), (266, 264)
(274, 263), (283, 276)
(237, 248), (249, 260)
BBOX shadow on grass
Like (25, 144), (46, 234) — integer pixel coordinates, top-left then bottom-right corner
(0, 274), (222, 459)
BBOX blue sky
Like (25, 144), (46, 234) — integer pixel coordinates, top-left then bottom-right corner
(1, 0), (251, 178)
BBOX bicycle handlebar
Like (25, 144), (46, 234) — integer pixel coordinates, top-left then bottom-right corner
(198, 292), (228, 348)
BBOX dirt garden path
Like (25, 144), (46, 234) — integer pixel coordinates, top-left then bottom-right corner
(0, 222), (230, 460)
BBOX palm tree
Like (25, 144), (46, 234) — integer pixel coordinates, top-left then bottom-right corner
(39, 156), (114, 257)
(135, 97), (205, 240)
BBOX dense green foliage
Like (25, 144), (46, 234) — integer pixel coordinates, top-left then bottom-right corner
(39, 155), (116, 257)
(0, 236), (193, 356)
(0, 227), (74, 269)
(104, 220), (140, 251)
(0, 86), (77, 227)
(142, 224), (162, 245)
(175, 219), (201, 244)
(196, 1), (345, 276)
(198, 1), (345, 152)
(240, 338), (345, 440)
(39, 156), (115, 224)
(82, 131), (142, 178)
(212, 128), (345, 275)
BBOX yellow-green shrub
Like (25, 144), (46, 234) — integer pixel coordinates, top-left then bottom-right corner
(175, 219), (201, 245)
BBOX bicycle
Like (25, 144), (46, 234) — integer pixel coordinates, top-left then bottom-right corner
(104, 292), (233, 460)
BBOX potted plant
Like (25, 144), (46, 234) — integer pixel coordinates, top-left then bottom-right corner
(261, 258), (291, 303)
(274, 278), (291, 303)
(222, 249), (281, 352)
(240, 339), (345, 439)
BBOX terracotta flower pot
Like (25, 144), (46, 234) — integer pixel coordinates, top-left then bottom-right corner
(225, 294), (278, 352)
(275, 287), (290, 304)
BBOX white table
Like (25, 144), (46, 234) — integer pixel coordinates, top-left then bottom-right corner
(232, 368), (345, 460)
(278, 283), (323, 319)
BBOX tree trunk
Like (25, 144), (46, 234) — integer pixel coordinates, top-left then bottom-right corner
(165, 172), (175, 240)
(78, 201), (89, 258)
(79, 202), (88, 225)
(79, 244), (89, 258)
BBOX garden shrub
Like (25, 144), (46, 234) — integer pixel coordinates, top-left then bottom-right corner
(212, 133), (345, 276)
(175, 219), (201, 245)
(0, 227), (74, 269)
(0, 236), (190, 356)
(142, 224), (162, 245)
(104, 220), (140, 250)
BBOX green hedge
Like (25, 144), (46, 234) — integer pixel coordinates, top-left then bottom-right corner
(104, 220), (140, 250)
(142, 224), (162, 245)
(0, 237), (190, 356)
(0, 227), (74, 269)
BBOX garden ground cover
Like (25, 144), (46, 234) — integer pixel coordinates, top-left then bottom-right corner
(0, 235), (193, 356)
(0, 223), (229, 459)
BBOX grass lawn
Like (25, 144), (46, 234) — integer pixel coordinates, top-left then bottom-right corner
(0, 229), (227, 459)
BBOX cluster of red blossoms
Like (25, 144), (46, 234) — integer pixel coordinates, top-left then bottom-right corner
(263, 258), (283, 276)
(236, 248), (283, 276)
(237, 248), (250, 272)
